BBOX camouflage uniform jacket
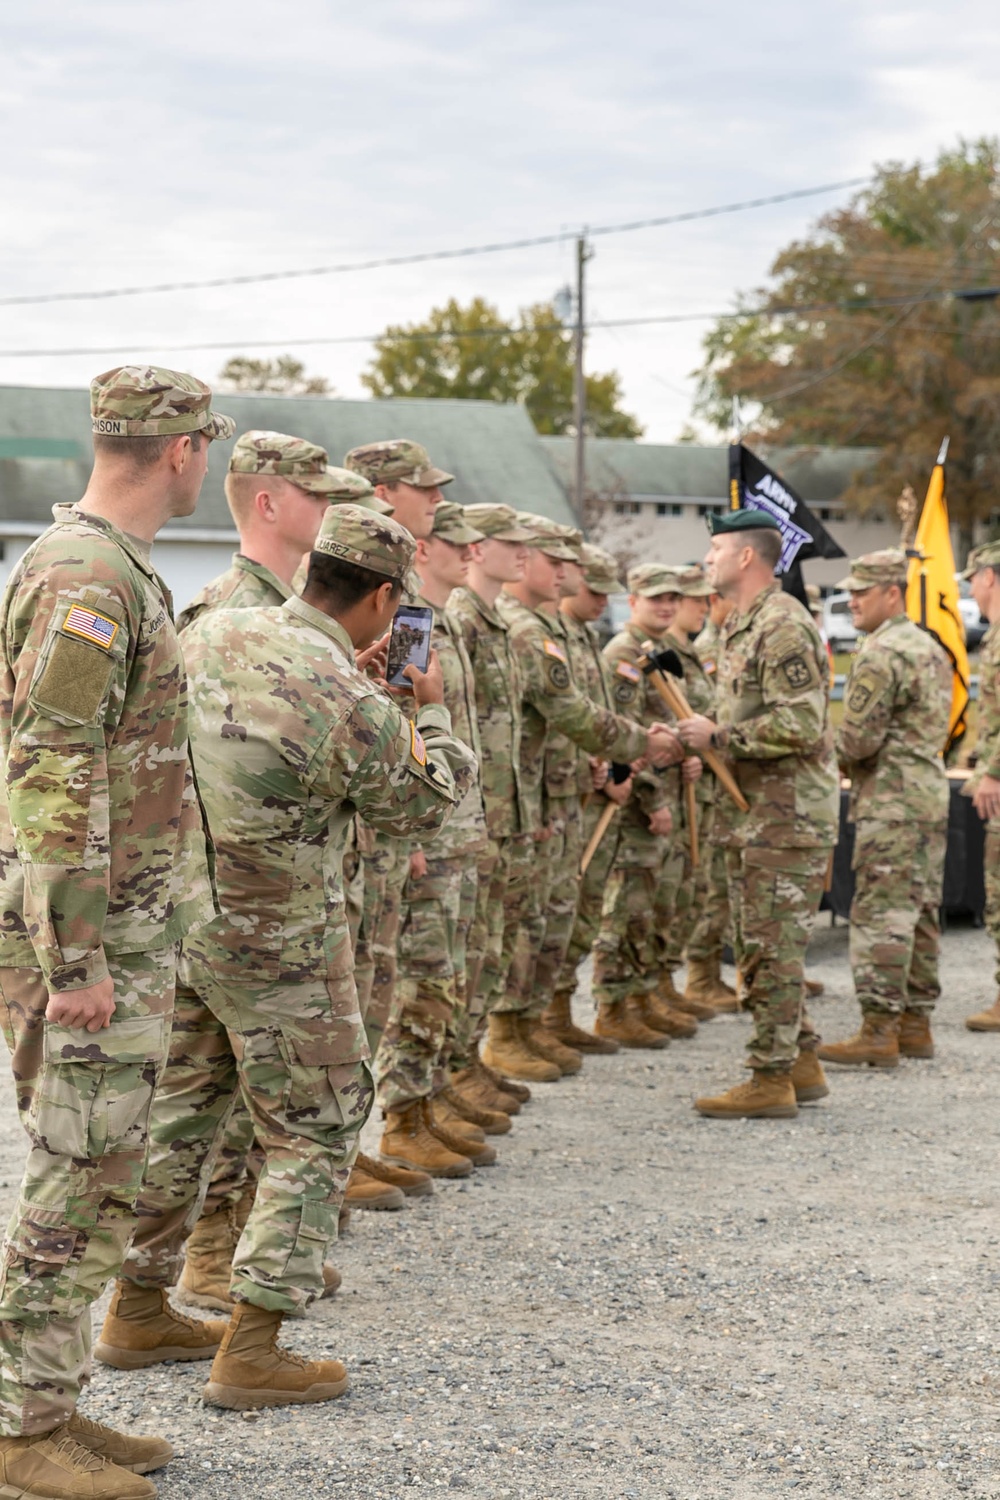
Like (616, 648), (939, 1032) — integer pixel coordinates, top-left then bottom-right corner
(449, 585), (527, 839)
(415, 594), (488, 859)
(665, 628), (717, 808)
(973, 619), (1000, 786)
(498, 594), (647, 831)
(837, 613), (951, 826)
(560, 610), (619, 796)
(176, 553), (292, 634)
(181, 596), (476, 991)
(715, 582), (838, 849)
(603, 622), (679, 820)
(694, 618), (723, 680)
(0, 504), (215, 990)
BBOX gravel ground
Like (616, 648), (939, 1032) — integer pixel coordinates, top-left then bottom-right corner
(2, 918), (1000, 1499)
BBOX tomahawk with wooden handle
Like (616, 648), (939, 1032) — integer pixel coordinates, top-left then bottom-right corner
(579, 800), (619, 875)
(637, 644), (749, 814)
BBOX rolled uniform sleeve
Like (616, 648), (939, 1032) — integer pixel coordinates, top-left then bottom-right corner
(4, 586), (131, 991)
(727, 621), (828, 760)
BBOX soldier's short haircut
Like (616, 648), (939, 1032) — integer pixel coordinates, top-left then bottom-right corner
(304, 552), (403, 610)
(741, 527), (782, 569)
(93, 429), (203, 469)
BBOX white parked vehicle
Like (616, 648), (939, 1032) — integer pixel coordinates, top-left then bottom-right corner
(822, 592), (860, 654)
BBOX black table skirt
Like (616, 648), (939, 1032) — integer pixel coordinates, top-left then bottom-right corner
(822, 783), (986, 923)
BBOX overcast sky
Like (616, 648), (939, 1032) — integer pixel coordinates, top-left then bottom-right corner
(1, 0), (998, 443)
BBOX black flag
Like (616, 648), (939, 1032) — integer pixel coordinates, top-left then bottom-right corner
(728, 443), (846, 604)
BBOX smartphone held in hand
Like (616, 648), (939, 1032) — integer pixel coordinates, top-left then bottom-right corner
(386, 604), (434, 686)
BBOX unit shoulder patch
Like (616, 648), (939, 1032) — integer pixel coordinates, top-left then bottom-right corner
(778, 652), (816, 691)
(846, 665), (891, 718)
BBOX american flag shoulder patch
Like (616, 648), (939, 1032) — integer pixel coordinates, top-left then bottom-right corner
(615, 661), (641, 682)
(543, 639), (568, 663)
(62, 604), (120, 651)
(409, 720), (427, 767)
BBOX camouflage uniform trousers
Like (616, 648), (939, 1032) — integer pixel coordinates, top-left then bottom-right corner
(986, 826), (1000, 990)
(375, 853), (479, 1111)
(725, 844), (828, 1072)
(849, 819), (947, 1016)
(0, 947), (176, 1436)
(660, 801), (731, 968)
(459, 838), (510, 1062)
(650, 811), (696, 979)
(365, 834), (411, 1058)
(122, 952), (372, 1318)
(354, 830), (399, 1030)
(592, 825), (679, 1007)
(556, 797), (623, 1000)
(527, 796), (585, 1014)
(487, 833), (547, 1016)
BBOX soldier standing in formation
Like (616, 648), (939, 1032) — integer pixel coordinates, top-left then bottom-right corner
(679, 511), (838, 1120)
(963, 541), (1000, 1031)
(818, 550), (952, 1069)
(0, 366), (233, 1498)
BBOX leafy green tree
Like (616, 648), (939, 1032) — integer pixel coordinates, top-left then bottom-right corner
(693, 139), (1000, 542)
(217, 355), (333, 397)
(361, 296), (643, 438)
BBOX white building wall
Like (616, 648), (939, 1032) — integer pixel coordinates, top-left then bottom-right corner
(0, 534), (237, 612)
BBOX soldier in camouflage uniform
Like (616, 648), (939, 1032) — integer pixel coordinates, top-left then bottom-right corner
(654, 566), (737, 1018)
(818, 550), (952, 1068)
(551, 545), (633, 1044)
(96, 506), (474, 1411)
(962, 542), (1000, 1031)
(592, 566), (690, 1049)
(376, 502), (499, 1175)
(0, 366), (231, 1495)
(494, 519), (675, 1080)
(678, 510), (839, 1119)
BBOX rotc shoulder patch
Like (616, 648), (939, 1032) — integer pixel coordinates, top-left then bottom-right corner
(409, 720), (427, 766)
(778, 653), (816, 690)
(846, 665), (891, 718)
(613, 660), (640, 705)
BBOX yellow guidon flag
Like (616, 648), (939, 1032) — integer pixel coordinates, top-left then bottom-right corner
(905, 436), (970, 753)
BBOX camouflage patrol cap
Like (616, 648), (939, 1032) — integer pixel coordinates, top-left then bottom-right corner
(660, 564), (711, 598)
(344, 438), (454, 489)
(463, 504), (534, 542)
(431, 501), (484, 545)
(837, 548), (909, 592)
(960, 540), (1000, 579)
(627, 563), (682, 598)
(517, 512), (582, 562)
(91, 365), (235, 440)
(228, 430), (393, 512)
(580, 543), (625, 595)
(312, 503), (418, 592)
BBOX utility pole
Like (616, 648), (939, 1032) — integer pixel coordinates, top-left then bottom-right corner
(573, 232), (591, 524)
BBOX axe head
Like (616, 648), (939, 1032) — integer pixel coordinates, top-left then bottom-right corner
(652, 647), (684, 680)
(609, 761), (632, 784)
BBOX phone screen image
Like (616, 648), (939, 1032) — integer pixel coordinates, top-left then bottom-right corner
(386, 605), (434, 686)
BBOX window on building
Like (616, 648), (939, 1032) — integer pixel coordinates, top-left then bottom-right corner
(656, 503), (667, 516)
(671, 504), (683, 517)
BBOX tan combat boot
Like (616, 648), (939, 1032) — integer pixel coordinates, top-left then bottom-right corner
(356, 1150), (434, 1198)
(426, 1099), (497, 1165)
(817, 1013), (899, 1069)
(643, 991), (697, 1039)
(434, 1083), (512, 1135)
(380, 1101), (472, 1178)
(203, 1302), (349, 1410)
(670, 968), (718, 1022)
(478, 1054), (532, 1103)
(95, 1283), (228, 1370)
(482, 1013), (560, 1082)
(450, 1057), (522, 1115)
(67, 1414), (173, 1475)
(594, 996), (669, 1049)
(694, 1072), (798, 1119)
(521, 1016), (582, 1075)
(966, 994), (1000, 1032)
(0, 1429), (156, 1500)
(898, 1011), (934, 1059)
(790, 1049), (830, 1102)
(540, 990), (620, 1055)
(684, 956), (739, 1012)
(344, 1155), (406, 1211)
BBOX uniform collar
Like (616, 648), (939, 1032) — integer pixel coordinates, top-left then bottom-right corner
(280, 596), (356, 663)
(53, 503), (161, 583)
(234, 554), (294, 602)
(459, 585), (509, 630)
(729, 580), (780, 633)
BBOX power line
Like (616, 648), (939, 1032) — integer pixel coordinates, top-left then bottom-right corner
(0, 176), (872, 309)
(1, 283), (996, 360)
